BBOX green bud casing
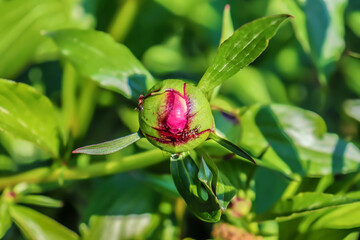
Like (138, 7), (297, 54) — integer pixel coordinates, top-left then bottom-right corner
(138, 79), (213, 153)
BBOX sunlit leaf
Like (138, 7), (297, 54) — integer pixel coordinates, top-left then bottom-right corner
(0, 0), (91, 78)
(0, 201), (12, 238)
(16, 195), (62, 208)
(219, 67), (289, 105)
(241, 104), (360, 177)
(0, 79), (61, 158)
(153, 0), (220, 29)
(0, 132), (51, 166)
(256, 192), (359, 221)
(311, 202), (360, 229)
(198, 14), (291, 95)
(81, 174), (161, 239)
(72, 132), (142, 155)
(283, 0), (347, 83)
(9, 205), (79, 240)
(343, 99), (360, 122)
(83, 214), (160, 240)
(279, 216), (356, 240)
(48, 29), (156, 101)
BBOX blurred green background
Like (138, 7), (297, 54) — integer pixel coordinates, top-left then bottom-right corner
(1, 0), (360, 239)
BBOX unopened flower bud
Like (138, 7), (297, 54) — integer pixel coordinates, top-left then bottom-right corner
(138, 79), (213, 153)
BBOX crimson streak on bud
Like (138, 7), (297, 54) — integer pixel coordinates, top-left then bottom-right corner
(138, 79), (214, 153)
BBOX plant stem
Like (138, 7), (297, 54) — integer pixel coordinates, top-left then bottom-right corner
(76, 79), (98, 139)
(0, 149), (169, 191)
(61, 62), (78, 140)
(281, 174), (301, 199)
(108, 0), (141, 42)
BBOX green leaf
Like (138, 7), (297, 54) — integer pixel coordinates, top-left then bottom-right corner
(254, 167), (289, 214)
(17, 195), (62, 208)
(198, 156), (214, 189)
(170, 152), (236, 222)
(0, 132), (51, 166)
(153, 0), (220, 30)
(0, 153), (15, 171)
(283, 0), (347, 83)
(279, 217), (356, 240)
(311, 202), (360, 229)
(0, 79), (61, 158)
(240, 104), (360, 177)
(211, 106), (242, 144)
(9, 205), (79, 240)
(256, 192), (359, 221)
(215, 171), (237, 211)
(197, 14), (291, 95)
(48, 29), (156, 101)
(81, 174), (161, 239)
(209, 133), (256, 164)
(220, 4), (234, 44)
(0, 0), (91, 78)
(170, 153), (222, 222)
(343, 99), (360, 122)
(0, 201), (12, 239)
(82, 214), (160, 240)
(342, 56), (360, 96)
(132, 172), (180, 198)
(216, 157), (256, 191)
(219, 67), (289, 105)
(348, 51), (360, 59)
(197, 151), (236, 211)
(72, 132), (142, 155)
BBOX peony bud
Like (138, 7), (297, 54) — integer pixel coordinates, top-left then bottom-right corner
(138, 79), (213, 153)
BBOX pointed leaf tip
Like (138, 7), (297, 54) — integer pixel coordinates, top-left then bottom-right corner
(209, 133), (256, 164)
(198, 14), (291, 95)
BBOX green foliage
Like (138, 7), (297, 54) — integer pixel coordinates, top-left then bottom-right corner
(283, 0), (347, 84)
(48, 29), (156, 101)
(0, 0), (91, 78)
(170, 153), (235, 222)
(198, 14), (291, 96)
(0, 0), (359, 239)
(0, 79), (61, 158)
(72, 132), (142, 155)
(9, 205), (79, 240)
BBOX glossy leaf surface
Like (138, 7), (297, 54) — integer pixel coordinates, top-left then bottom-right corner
(72, 132), (141, 155)
(170, 153), (235, 222)
(0, 0), (90, 78)
(283, 0), (347, 82)
(82, 174), (160, 239)
(0, 79), (60, 157)
(9, 205), (79, 240)
(48, 29), (156, 101)
(198, 14), (291, 95)
(256, 192), (359, 221)
(240, 104), (360, 177)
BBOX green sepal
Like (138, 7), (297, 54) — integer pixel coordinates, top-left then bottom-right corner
(72, 132), (142, 155)
(170, 152), (236, 222)
(209, 133), (256, 164)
